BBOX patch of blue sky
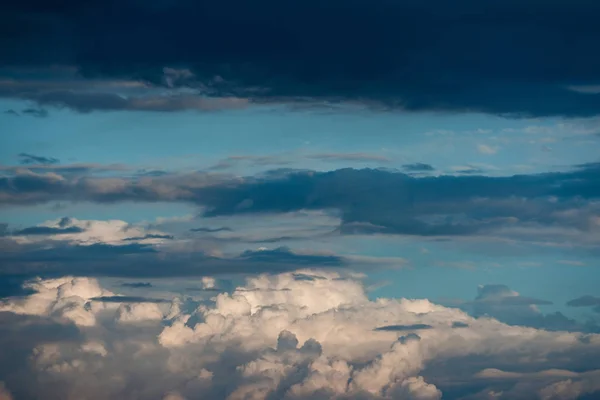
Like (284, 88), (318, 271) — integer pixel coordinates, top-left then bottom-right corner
(3, 99), (599, 176)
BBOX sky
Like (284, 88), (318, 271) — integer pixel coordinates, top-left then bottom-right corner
(1, 1), (600, 399)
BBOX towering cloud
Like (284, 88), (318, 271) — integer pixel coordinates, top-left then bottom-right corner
(0, 270), (599, 399)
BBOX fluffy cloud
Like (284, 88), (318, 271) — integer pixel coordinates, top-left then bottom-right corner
(0, 277), (116, 327)
(0, 271), (599, 399)
(8, 217), (173, 246)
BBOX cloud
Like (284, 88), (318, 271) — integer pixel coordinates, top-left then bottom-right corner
(306, 153), (391, 163)
(3, 2), (600, 116)
(18, 153), (60, 165)
(237, 247), (344, 267)
(402, 163), (435, 172)
(1, 271), (600, 399)
(0, 74), (249, 113)
(120, 282), (153, 288)
(190, 227), (233, 233)
(477, 144), (498, 155)
(208, 156), (293, 171)
(6, 217), (174, 246)
(11, 226), (85, 236)
(89, 296), (172, 303)
(21, 108), (49, 118)
(374, 324), (433, 331)
(3, 164), (600, 248)
(458, 284), (598, 333)
(122, 234), (175, 241)
(567, 296), (600, 308)
(0, 217), (407, 279)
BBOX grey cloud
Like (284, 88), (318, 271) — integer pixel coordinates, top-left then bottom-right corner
(3, 164), (600, 245)
(237, 247), (344, 267)
(89, 295), (171, 303)
(120, 282), (152, 288)
(190, 227), (233, 233)
(474, 284), (553, 306)
(0, 238), (355, 280)
(451, 321), (469, 328)
(12, 226), (85, 236)
(5, 1), (600, 117)
(402, 163), (435, 172)
(567, 296), (600, 307)
(122, 234), (175, 241)
(374, 324), (434, 331)
(0, 77), (249, 113)
(306, 153), (391, 163)
(18, 153), (59, 165)
(21, 108), (48, 118)
(209, 155), (293, 171)
(462, 284), (599, 333)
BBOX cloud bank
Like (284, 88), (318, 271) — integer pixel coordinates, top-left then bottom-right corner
(3, 1), (600, 116)
(0, 270), (599, 399)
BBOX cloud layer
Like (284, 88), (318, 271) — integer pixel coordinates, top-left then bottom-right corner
(0, 270), (599, 399)
(3, 1), (600, 116)
(3, 164), (600, 247)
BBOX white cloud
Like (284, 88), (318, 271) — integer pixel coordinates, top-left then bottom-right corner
(0, 270), (599, 399)
(11, 217), (173, 246)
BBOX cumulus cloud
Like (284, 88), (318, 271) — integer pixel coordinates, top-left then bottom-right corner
(1, 270), (598, 399)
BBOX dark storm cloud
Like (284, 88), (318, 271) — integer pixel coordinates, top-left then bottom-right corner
(2, 0), (600, 116)
(18, 153), (59, 165)
(402, 163), (435, 172)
